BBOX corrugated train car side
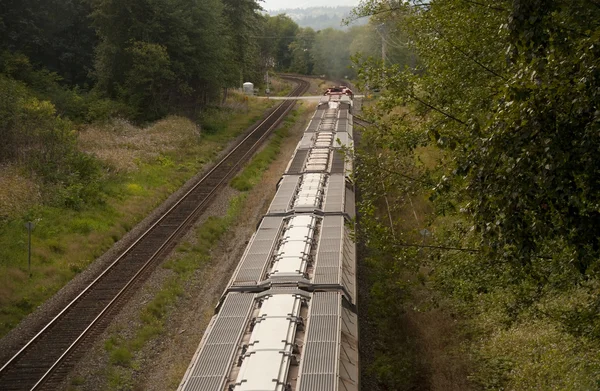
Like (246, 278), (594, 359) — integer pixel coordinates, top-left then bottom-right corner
(178, 94), (358, 391)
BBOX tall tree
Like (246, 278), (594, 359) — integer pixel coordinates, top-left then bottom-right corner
(0, 0), (97, 85)
(221, 0), (263, 85)
(289, 28), (316, 75)
(92, 0), (229, 118)
(261, 14), (299, 72)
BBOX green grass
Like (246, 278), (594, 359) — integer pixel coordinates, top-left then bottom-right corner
(95, 101), (304, 389)
(0, 97), (276, 338)
(100, 193), (245, 388)
(106, 367), (133, 391)
(231, 109), (299, 191)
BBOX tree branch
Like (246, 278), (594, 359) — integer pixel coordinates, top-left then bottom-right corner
(378, 165), (435, 186)
(431, 26), (507, 80)
(409, 92), (468, 125)
(393, 242), (480, 252)
(460, 0), (507, 12)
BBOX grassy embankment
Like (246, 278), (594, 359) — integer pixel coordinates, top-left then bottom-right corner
(358, 103), (600, 390)
(94, 107), (305, 390)
(358, 139), (472, 391)
(0, 89), (289, 338)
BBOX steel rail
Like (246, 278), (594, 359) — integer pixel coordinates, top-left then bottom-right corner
(0, 77), (309, 391)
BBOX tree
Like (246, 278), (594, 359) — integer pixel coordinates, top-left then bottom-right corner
(289, 28), (316, 75)
(0, 0), (97, 86)
(221, 0), (263, 85)
(311, 28), (355, 79)
(123, 42), (174, 118)
(92, 0), (229, 118)
(261, 14), (300, 72)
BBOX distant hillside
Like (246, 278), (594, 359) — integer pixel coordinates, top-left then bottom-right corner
(267, 6), (368, 31)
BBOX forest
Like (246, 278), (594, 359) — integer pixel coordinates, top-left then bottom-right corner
(267, 6), (369, 31)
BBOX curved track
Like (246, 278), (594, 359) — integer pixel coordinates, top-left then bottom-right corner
(0, 77), (309, 391)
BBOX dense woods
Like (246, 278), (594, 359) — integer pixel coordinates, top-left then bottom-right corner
(266, 6), (369, 31)
(351, 0), (600, 389)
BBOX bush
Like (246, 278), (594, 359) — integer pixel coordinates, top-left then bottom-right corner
(84, 94), (134, 123)
(475, 321), (600, 390)
(0, 75), (103, 209)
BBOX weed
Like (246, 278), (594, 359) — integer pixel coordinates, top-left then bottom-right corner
(130, 323), (163, 351)
(70, 376), (85, 386)
(47, 239), (66, 254)
(107, 367), (133, 390)
(68, 260), (88, 273)
(109, 347), (132, 367)
(231, 110), (297, 191)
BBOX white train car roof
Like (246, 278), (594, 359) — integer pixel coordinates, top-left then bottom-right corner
(285, 99), (354, 176)
(177, 290), (358, 391)
(267, 173), (355, 217)
(227, 213), (356, 304)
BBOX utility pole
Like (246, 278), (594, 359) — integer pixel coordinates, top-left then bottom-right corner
(25, 221), (35, 277)
(382, 33), (386, 66)
(377, 23), (386, 66)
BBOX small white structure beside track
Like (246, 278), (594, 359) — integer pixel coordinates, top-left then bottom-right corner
(243, 82), (254, 95)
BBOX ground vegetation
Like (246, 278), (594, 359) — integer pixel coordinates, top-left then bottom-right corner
(0, 0), (301, 336)
(350, 0), (600, 389)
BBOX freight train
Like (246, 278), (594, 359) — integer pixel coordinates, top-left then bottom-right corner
(177, 92), (358, 391)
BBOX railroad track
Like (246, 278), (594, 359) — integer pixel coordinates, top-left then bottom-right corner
(0, 77), (309, 391)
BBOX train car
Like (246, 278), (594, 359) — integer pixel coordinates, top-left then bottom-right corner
(177, 93), (358, 391)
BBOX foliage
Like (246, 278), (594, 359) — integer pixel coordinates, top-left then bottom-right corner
(259, 14), (300, 72)
(0, 50), (131, 123)
(289, 28), (316, 75)
(123, 42), (175, 118)
(352, 0), (600, 389)
(0, 0), (97, 86)
(92, 0), (230, 119)
(474, 321), (600, 390)
(0, 75), (102, 206)
(356, 0), (600, 273)
(222, 0), (263, 84)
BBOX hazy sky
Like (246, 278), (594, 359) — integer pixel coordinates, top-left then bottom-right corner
(262, 0), (360, 11)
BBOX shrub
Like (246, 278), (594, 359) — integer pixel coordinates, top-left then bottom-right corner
(475, 321), (600, 390)
(0, 75), (103, 209)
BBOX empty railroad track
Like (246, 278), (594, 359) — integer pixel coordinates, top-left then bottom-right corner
(0, 77), (309, 391)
